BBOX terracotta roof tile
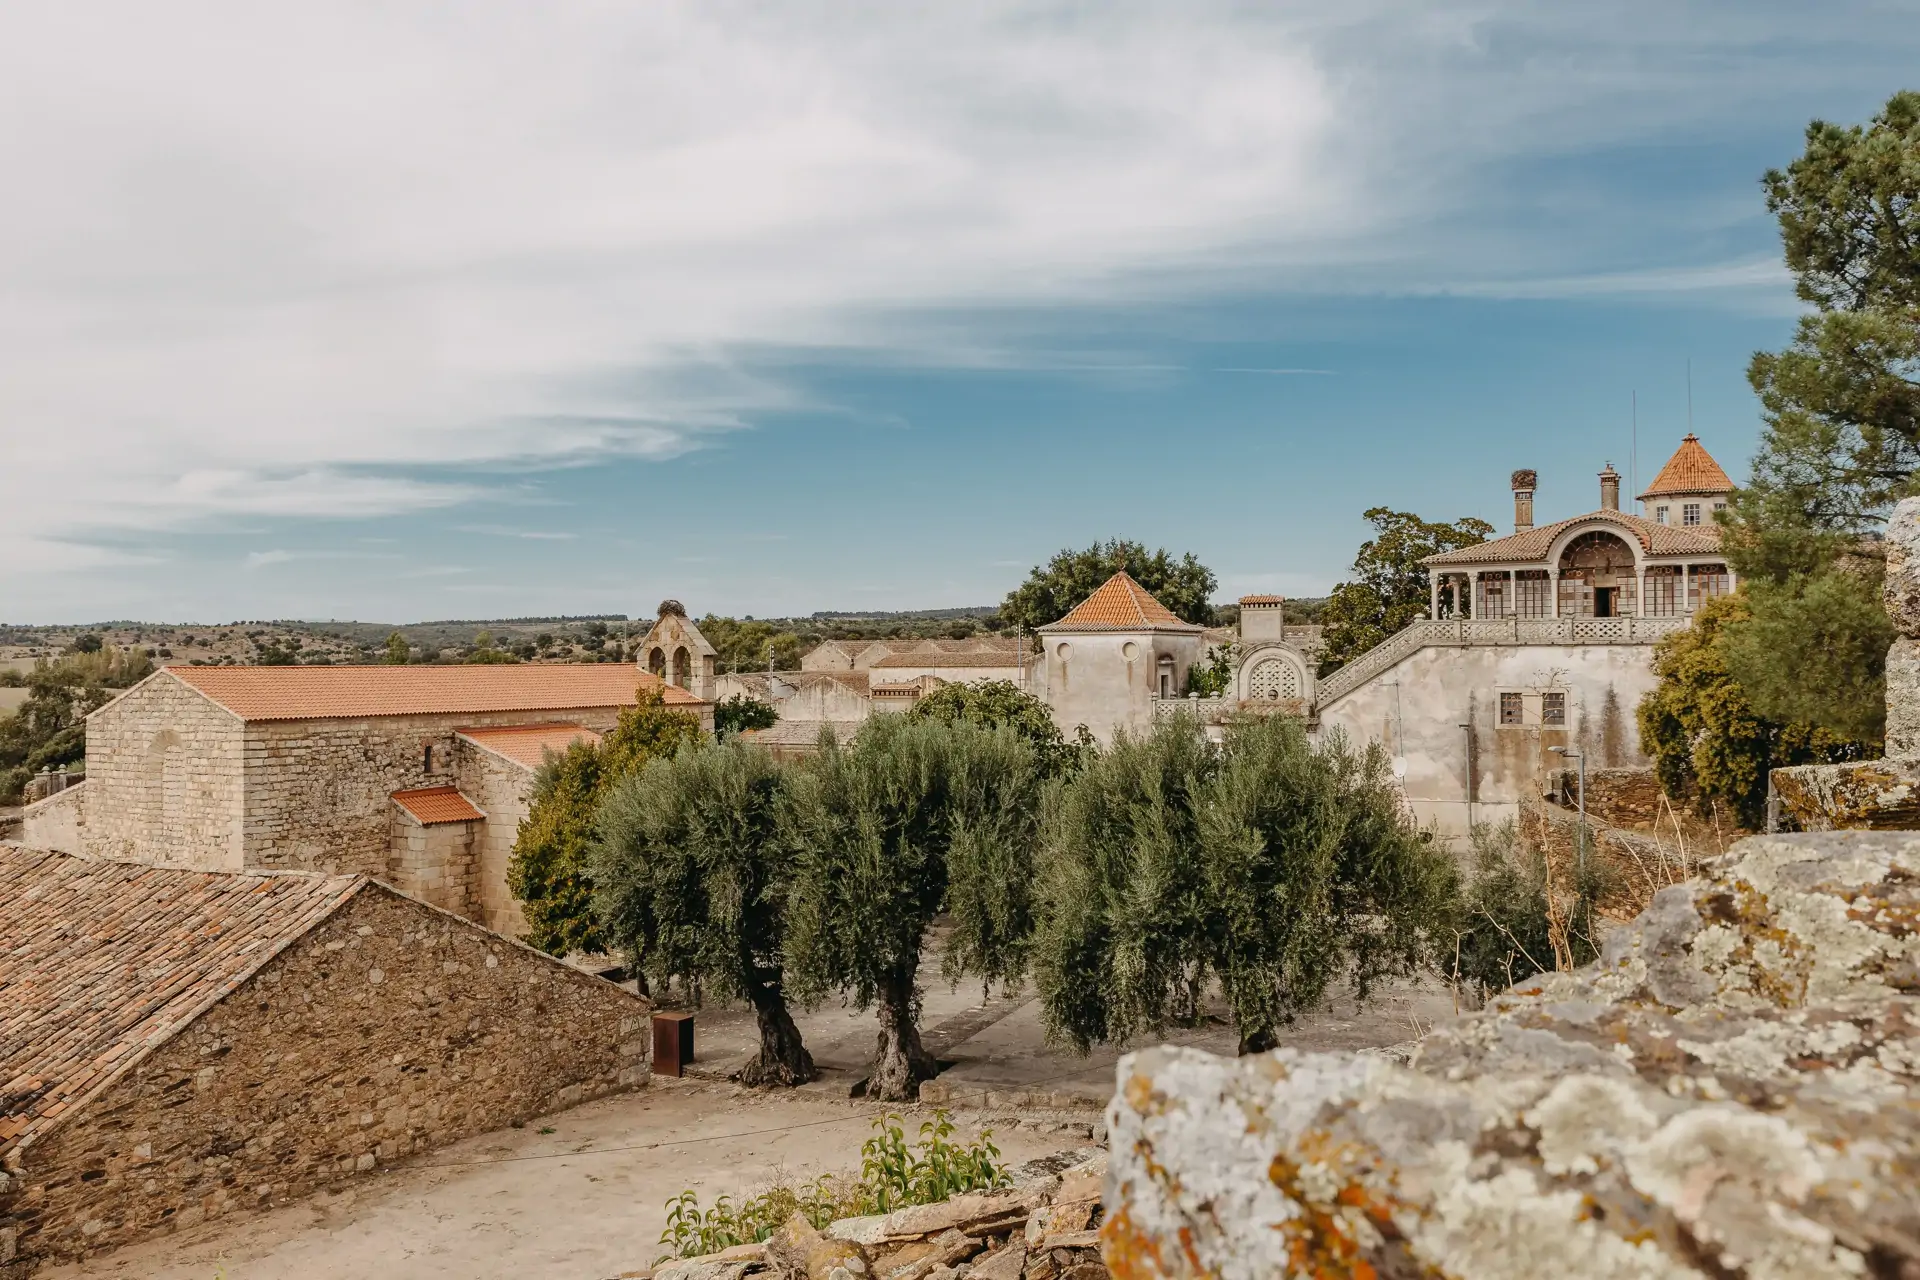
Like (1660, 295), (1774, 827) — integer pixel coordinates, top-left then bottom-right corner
(455, 722), (601, 771)
(738, 719), (866, 746)
(0, 847), (363, 1156)
(160, 664), (703, 722)
(1638, 434), (1734, 500)
(1423, 510), (1722, 566)
(868, 652), (1025, 669)
(390, 786), (486, 824)
(1238, 595), (1285, 605)
(1041, 572), (1203, 632)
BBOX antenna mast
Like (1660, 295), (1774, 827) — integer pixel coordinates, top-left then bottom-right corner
(1631, 390), (1638, 505)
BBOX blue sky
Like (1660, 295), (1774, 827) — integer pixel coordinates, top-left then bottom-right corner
(3, 2), (1916, 624)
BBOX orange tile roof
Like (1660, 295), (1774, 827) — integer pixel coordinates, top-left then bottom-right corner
(456, 722), (602, 771)
(1238, 595), (1285, 605)
(390, 786), (487, 825)
(1638, 434), (1734, 500)
(160, 663), (704, 722)
(1, 846), (363, 1156)
(1423, 510), (1722, 566)
(1041, 572), (1203, 632)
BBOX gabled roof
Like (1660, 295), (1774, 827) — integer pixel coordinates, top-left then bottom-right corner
(456, 722), (601, 771)
(1039, 572), (1204, 633)
(390, 786), (487, 825)
(1423, 510), (1722, 566)
(1, 846), (363, 1156)
(157, 664), (704, 722)
(1638, 434), (1734, 500)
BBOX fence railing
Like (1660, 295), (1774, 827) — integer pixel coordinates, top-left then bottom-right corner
(1312, 615), (1691, 711)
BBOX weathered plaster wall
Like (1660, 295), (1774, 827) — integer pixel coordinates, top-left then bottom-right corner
(1043, 632), (1201, 745)
(17, 784), (88, 856)
(239, 707), (622, 879)
(1100, 831), (1920, 1280)
(1316, 643), (1658, 838)
(75, 675), (244, 869)
(1, 884), (649, 1274)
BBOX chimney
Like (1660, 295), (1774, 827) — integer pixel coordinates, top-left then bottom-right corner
(1511, 469), (1537, 532)
(1599, 463), (1620, 512)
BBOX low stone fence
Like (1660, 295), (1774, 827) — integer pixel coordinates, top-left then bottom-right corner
(1517, 797), (1698, 917)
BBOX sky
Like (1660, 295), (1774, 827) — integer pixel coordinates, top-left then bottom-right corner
(3, 2), (1917, 625)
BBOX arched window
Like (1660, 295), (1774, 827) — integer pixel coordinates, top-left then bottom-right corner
(1246, 657), (1301, 702)
(672, 645), (691, 688)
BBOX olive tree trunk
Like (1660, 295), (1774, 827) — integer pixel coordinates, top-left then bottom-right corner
(734, 978), (816, 1087)
(867, 973), (939, 1101)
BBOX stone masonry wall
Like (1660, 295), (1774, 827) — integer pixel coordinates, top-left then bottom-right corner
(240, 707), (622, 878)
(1100, 831), (1920, 1279)
(456, 739), (542, 937)
(17, 785), (88, 857)
(385, 810), (479, 918)
(2, 883), (649, 1274)
(76, 674), (244, 870)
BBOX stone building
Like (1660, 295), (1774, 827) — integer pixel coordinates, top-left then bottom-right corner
(0, 845), (650, 1274)
(638, 601), (718, 699)
(1313, 435), (1732, 836)
(19, 664), (711, 937)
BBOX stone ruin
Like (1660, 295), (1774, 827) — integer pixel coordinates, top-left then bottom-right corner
(1100, 830), (1919, 1278)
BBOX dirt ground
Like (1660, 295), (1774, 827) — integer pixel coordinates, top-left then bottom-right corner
(44, 972), (1454, 1280)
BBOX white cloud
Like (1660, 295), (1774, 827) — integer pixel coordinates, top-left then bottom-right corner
(0, 0), (1908, 613)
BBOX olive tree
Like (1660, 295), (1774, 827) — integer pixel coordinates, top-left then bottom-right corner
(782, 716), (1043, 1101)
(592, 739), (813, 1085)
(1035, 714), (1455, 1055)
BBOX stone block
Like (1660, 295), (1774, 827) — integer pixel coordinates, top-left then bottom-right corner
(1888, 635), (1920, 756)
(1101, 832), (1920, 1280)
(1885, 497), (1920, 635)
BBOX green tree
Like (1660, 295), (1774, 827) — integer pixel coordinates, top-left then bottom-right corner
(714, 693), (779, 739)
(1034, 715), (1454, 1056)
(999, 539), (1217, 632)
(1444, 821), (1603, 999)
(1183, 642), (1236, 697)
(0, 646), (155, 803)
(594, 740), (814, 1085)
(383, 631), (410, 665)
(1318, 509), (1493, 673)
(698, 615), (806, 673)
(1716, 92), (1920, 735)
(1637, 595), (1873, 831)
(905, 679), (1078, 777)
(782, 717), (1043, 1100)
(508, 691), (705, 955)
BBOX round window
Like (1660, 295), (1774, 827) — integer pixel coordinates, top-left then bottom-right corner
(1056, 642), (1072, 661)
(1121, 641), (1139, 661)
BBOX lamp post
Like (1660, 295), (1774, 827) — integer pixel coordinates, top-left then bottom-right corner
(1550, 746), (1586, 878)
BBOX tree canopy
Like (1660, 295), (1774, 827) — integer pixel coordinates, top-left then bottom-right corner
(998, 539), (1218, 632)
(507, 691), (705, 955)
(904, 679), (1080, 777)
(781, 716), (1044, 1099)
(594, 739), (814, 1085)
(714, 693), (779, 740)
(1637, 596), (1873, 831)
(1318, 509), (1493, 673)
(0, 646), (155, 803)
(1034, 715), (1454, 1056)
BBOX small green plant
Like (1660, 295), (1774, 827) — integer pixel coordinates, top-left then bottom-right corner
(656, 1112), (1007, 1260)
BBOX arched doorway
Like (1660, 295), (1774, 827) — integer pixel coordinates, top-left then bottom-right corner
(1558, 530), (1637, 617)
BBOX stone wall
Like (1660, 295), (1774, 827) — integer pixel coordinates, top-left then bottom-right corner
(1315, 642), (1657, 840)
(386, 808), (479, 917)
(1546, 765), (1665, 828)
(1517, 796), (1699, 917)
(17, 784), (88, 856)
(1100, 831), (1920, 1279)
(456, 737), (543, 936)
(76, 674), (245, 869)
(1, 882), (649, 1274)
(240, 706), (622, 878)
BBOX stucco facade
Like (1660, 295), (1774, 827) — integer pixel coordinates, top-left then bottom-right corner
(1037, 572), (1205, 744)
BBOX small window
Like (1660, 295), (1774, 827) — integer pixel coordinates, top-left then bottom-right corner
(1682, 503), (1701, 526)
(1713, 500), (1726, 511)
(1499, 692), (1524, 725)
(1655, 505), (1669, 525)
(1542, 692), (1566, 726)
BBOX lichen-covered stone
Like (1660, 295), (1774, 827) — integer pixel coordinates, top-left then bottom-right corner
(1884, 497), (1920, 637)
(1773, 757), (1920, 830)
(1887, 636), (1920, 757)
(1100, 832), (1920, 1280)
